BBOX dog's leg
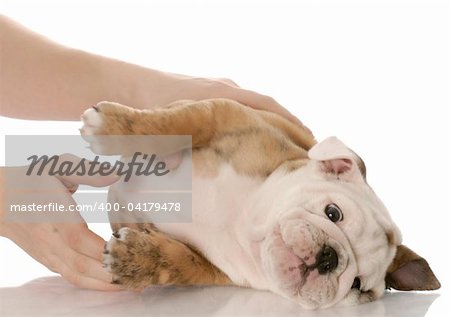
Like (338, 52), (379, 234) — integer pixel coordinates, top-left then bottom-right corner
(80, 99), (311, 288)
(80, 98), (315, 149)
(80, 99), (254, 147)
(80, 100), (243, 288)
(103, 227), (233, 288)
(107, 184), (231, 287)
(80, 99), (311, 174)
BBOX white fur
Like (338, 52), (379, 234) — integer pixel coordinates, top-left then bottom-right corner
(82, 108), (403, 309)
(79, 107), (112, 154)
(110, 162), (267, 288)
(80, 108), (102, 135)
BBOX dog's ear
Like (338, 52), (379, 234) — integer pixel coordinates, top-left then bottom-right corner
(308, 137), (366, 181)
(385, 245), (441, 291)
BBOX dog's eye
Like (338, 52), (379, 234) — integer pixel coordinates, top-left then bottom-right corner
(324, 204), (343, 222)
(352, 277), (361, 290)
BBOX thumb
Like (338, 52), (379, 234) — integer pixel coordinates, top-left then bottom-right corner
(54, 153), (120, 188)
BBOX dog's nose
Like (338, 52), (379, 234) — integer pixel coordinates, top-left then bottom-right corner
(316, 246), (338, 274)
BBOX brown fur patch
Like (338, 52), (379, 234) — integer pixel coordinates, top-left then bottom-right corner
(89, 99), (315, 177)
(385, 230), (395, 246)
(88, 99), (317, 288)
(85, 99), (442, 294)
(105, 228), (232, 288)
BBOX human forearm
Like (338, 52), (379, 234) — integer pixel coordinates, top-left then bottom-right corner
(0, 15), (172, 120)
(1, 15), (310, 130)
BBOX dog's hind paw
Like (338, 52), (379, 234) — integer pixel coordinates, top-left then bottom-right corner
(103, 227), (176, 289)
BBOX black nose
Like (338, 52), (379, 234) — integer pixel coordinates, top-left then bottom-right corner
(316, 246), (338, 274)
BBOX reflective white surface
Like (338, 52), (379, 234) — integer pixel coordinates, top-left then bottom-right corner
(0, 276), (443, 317)
(0, 1), (448, 316)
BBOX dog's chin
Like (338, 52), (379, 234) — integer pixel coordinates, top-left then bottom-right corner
(259, 223), (348, 309)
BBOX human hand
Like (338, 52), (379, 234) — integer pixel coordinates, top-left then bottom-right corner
(147, 73), (313, 135)
(0, 155), (120, 291)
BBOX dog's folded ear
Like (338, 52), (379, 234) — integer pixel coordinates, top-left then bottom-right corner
(385, 244), (441, 291)
(308, 137), (366, 181)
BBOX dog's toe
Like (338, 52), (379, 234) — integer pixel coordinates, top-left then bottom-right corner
(80, 107), (103, 136)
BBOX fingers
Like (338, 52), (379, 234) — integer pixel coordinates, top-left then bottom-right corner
(161, 152), (183, 170)
(46, 254), (120, 291)
(225, 87), (314, 135)
(58, 223), (107, 261)
(216, 78), (240, 88)
(23, 223), (120, 291)
(51, 224), (121, 290)
(3, 164), (121, 291)
(54, 153), (120, 188)
(60, 242), (112, 283)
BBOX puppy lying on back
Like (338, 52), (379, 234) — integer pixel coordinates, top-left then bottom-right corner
(80, 99), (440, 309)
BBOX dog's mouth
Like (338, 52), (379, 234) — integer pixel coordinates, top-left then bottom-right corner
(273, 225), (342, 289)
(259, 218), (355, 308)
(260, 227), (310, 292)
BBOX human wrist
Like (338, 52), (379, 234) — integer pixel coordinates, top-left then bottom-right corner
(96, 54), (172, 110)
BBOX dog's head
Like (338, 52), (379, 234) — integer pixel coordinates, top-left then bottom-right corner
(247, 137), (440, 309)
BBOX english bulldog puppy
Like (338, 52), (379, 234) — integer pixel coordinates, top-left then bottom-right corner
(80, 99), (440, 309)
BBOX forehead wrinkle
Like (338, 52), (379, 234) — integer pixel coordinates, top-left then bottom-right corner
(334, 184), (370, 236)
(351, 184), (395, 243)
(366, 200), (399, 246)
(336, 185), (393, 290)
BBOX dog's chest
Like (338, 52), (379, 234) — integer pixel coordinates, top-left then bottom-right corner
(110, 158), (264, 284)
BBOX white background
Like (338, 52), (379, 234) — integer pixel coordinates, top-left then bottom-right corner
(0, 0), (448, 316)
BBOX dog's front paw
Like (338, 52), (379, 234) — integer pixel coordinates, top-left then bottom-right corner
(80, 107), (102, 136)
(80, 101), (135, 135)
(103, 227), (172, 289)
(80, 101), (138, 154)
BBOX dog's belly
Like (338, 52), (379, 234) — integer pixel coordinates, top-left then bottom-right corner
(109, 159), (267, 287)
